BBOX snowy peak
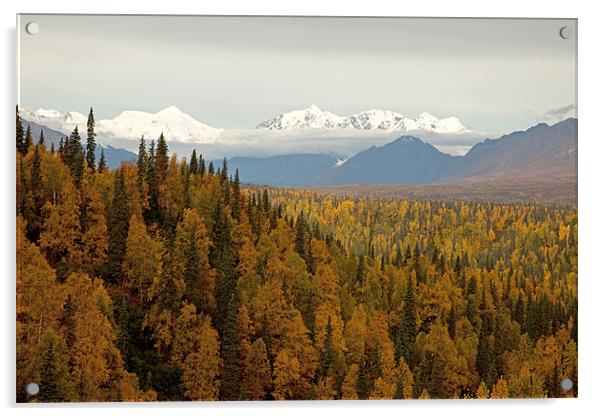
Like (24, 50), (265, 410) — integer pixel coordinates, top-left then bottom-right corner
(257, 104), (346, 130)
(348, 109), (408, 130)
(19, 106), (222, 144)
(103, 107), (221, 143)
(257, 106), (471, 134)
(412, 112), (468, 134)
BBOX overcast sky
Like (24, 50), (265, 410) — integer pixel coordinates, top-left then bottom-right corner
(18, 15), (576, 136)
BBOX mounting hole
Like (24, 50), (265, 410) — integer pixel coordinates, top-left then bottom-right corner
(25, 22), (40, 35)
(560, 378), (573, 391)
(559, 26), (572, 40)
(25, 382), (39, 396)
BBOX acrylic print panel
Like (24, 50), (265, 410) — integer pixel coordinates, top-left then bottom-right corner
(16, 15), (577, 402)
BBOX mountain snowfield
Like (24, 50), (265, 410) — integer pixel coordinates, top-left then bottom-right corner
(20, 104), (470, 146)
(19, 106), (223, 144)
(257, 104), (471, 134)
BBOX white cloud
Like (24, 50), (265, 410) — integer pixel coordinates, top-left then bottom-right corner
(541, 104), (577, 123)
(98, 128), (484, 160)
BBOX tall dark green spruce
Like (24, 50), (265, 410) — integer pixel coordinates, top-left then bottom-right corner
(145, 140), (161, 224)
(220, 292), (241, 400)
(155, 133), (169, 182)
(64, 126), (85, 185)
(106, 168), (130, 283)
(199, 154), (206, 177)
(294, 212), (308, 260)
(24, 125), (33, 155)
(210, 199), (237, 330)
(318, 318), (335, 380)
(189, 149), (198, 175)
(85, 107), (96, 171)
(395, 274), (417, 366)
(25, 125), (33, 151)
(221, 158), (230, 204)
(16, 105), (26, 155)
(231, 169), (241, 221)
(145, 134), (168, 226)
(97, 148), (107, 173)
(28, 144), (44, 242)
(137, 136), (148, 194)
(38, 129), (45, 146)
(37, 331), (70, 402)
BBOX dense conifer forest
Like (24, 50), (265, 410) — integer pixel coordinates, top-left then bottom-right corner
(16, 107), (577, 401)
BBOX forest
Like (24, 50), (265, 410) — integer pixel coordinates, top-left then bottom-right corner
(16, 108), (577, 401)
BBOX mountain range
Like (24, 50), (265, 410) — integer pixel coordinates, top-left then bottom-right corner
(441, 119), (577, 182)
(19, 105), (470, 144)
(225, 118), (577, 187)
(20, 106), (222, 144)
(320, 136), (457, 185)
(256, 104), (470, 134)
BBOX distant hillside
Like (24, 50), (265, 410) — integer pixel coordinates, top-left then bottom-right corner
(320, 136), (457, 185)
(21, 119), (67, 148)
(440, 118), (577, 182)
(312, 178), (576, 205)
(223, 154), (339, 186)
(22, 119), (137, 169)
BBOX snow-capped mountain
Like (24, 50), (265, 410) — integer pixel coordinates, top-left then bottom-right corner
(19, 104), (471, 149)
(19, 106), (222, 144)
(256, 104), (346, 130)
(257, 105), (471, 134)
(98, 106), (222, 143)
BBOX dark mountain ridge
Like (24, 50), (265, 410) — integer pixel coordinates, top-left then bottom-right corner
(320, 136), (457, 185)
(440, 118), (576, 182)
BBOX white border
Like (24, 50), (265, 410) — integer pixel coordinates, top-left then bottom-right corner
(2, 1), (601, 415)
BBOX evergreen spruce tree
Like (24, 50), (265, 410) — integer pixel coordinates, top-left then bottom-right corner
(24, 125), (33, 155)
(37, 331), (69, 402)
(39, 129), (45, 146)
(220, 293), (241, 400)
(231, 169), (241, 221)
(189, 150), (198, 175)
(136, 136), (148, 192)
(65, 126), (84, 185)
(208, 161), (215, 175)
(220, 158), (228, 182)
(85, 107), (96, 171)
(318, 318), (335, 380)
(155, 133), (169, 181)
(294, 212), (307, 259)
(210, 199), (236, 332)
(396, 274), (417, 366)
(145, 139), (161, 224)
(106, 169), (130, 282)
(28, 144), (44, 241)
(199, 154), (206, 177)
(221, 158), (230, 204)
(16, 105), (25, 154)
(97, 148), (107, 173)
